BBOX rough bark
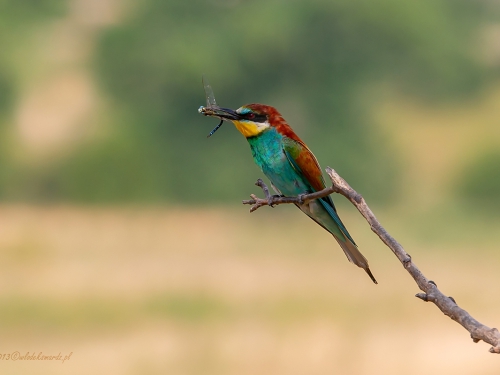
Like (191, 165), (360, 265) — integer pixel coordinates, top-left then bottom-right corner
(242, 167), (500, 354)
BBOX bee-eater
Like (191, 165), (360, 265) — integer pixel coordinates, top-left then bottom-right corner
(206, 103), (377, 284)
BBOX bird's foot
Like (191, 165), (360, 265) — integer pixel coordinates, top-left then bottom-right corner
(297, 193), (307, 205)
(267, 194), (282, 207)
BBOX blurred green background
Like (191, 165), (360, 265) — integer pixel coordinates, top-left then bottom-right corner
(1, 0), (500, 374)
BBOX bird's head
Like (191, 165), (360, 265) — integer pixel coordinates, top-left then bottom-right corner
(213, 104), (284, 138)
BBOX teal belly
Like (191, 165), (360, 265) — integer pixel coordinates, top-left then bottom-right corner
(246, 129), (348, 240)
(247, 129), (310, 196)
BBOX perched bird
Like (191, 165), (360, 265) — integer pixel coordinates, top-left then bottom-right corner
(204, 103), (377, 284)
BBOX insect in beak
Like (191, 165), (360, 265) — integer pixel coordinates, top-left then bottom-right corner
(198, 75), (240, 138)
(207, 119), (223, 138)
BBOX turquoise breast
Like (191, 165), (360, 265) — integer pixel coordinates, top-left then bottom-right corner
(247, 129), (310, 196)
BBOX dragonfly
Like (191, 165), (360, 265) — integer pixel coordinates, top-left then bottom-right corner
(198, 75), (227, 138)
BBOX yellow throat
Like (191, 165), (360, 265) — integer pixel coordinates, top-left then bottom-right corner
(232, 120), (269, 138)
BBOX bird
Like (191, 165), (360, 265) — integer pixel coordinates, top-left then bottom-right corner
(205, 103), (377, 284)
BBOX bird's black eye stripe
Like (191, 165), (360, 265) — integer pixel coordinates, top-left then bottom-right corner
(243, 113), (267, 123)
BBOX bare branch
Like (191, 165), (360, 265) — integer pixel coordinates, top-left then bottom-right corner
(242, 167), (500, 354)
(242, 179), (336, 212)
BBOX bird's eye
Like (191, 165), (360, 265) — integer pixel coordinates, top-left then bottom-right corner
(247, 113), (255, 120)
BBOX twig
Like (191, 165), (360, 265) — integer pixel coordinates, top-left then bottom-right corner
(242, 179), (335, 212)
(242, 167), (500, 354)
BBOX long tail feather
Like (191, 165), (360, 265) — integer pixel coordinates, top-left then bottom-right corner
(333, 234), (377, 284)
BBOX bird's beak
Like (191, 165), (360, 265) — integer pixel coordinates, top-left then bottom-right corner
(201, 106), (240, 122)
(215, 107), (240, 121)
(200, 106), (241, 138)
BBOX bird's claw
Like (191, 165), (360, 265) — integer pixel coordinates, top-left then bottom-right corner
(297, 193), (306, 205)
(267, 194), (281, 207)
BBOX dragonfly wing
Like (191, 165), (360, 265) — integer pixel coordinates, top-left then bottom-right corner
(202, 74), (217, 108)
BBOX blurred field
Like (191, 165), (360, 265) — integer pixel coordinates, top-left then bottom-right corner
(0, 205), (499, 375)
(1, 1), (500, 373)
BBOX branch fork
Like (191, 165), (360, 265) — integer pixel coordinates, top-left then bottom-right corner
(242, 167), (500, 354)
